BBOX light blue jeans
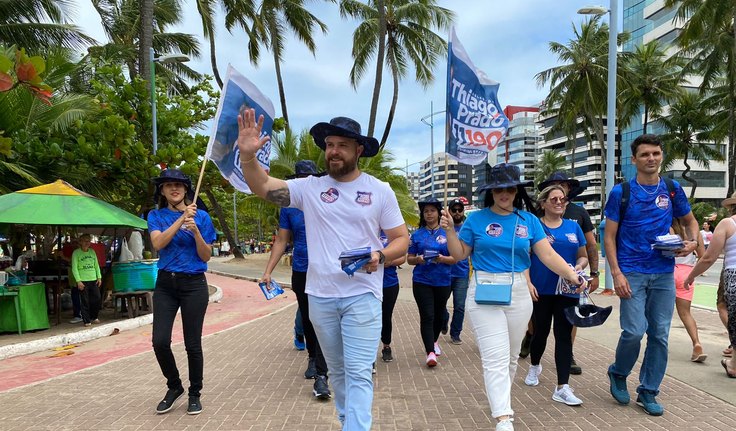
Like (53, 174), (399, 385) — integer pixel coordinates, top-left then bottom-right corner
(309, 293), (382, 430)
(610, 272), (675, 395)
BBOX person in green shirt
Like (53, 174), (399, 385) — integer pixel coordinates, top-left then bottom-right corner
(71, 234), (102, 326)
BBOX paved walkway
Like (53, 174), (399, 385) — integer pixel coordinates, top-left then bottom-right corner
(0, 256), (735, 430)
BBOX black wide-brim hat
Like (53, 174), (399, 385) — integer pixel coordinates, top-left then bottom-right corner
(418, 196), (443, 212)
(285, 160), (325, 179)
(538, 171), (581, 192)
(564, 303), (613, 328)
(476, 163), (533, 194)
(309, 116), (380, 158)
(152, 169), (193, 192)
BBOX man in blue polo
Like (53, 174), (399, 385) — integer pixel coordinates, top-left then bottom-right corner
(442, 197), (470, 345)
(603, 134), (699, 416)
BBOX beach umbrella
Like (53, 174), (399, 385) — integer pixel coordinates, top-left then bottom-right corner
(0, 180), (147, 229)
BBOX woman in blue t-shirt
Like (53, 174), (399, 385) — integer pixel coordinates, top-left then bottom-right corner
(524, 185), (588, 407)
(147, 169), (217, 416)
(408, 197), (456, 367)
(441, 164), (585, 430)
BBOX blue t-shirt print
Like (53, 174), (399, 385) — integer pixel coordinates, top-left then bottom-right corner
(408, 227), (452, 286)
(530, 219), (586, 297)
(147, 208), (217, 274)
(458, 208), (546, 273)
(604, 178), (691, 274)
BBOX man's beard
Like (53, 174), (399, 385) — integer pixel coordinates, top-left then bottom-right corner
(326, 157), (358, 178)
(452, 215), (464, 224)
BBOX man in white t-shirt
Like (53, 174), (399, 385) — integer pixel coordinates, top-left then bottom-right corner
(236, 109), (409, 431)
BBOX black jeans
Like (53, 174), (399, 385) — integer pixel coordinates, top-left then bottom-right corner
(381, 284), (400, 345)
(292, 271), (328, 376)
(79, 280), (101, 323)
(152, 270), (209, 397)
(412, 282), (451, 354)
(529, 294), (578, 385)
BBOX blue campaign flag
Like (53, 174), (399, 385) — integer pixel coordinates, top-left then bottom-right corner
(445, 27), (510, 166)
(205, 65), (275, 193)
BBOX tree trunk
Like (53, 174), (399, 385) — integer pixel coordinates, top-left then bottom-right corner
(139, 0), (154, 81)
(210, 36), (223, 89)
(204, 189), (245, 260)
(273, 49), (289, 127)
(367, 0), (387, 137)
(643, 104), (649, 135)
(379, 57), (399, 150)
(681, 152), (697, 199)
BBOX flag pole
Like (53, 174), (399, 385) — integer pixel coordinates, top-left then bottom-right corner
(192, 158), (208, 204)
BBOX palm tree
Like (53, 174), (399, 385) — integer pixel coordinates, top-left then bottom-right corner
(658, 91), (725, 198)
(246, 0), (331, 126)
(0, 0), (94, 52)
(534, 150), (567, 191)
(618, 40), (684, 134)
(536, 17), (625, 205)
(666, 0), (736, 196)
(91, 0), (202, 90)
(339, 0), (454, 147)
(192, 0), (257, 88)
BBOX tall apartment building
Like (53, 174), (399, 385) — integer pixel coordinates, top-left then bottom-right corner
(472, 106), (541, 208)
(536, 111), (610, 224)
(406, 172), (421, 201)
(417, 153), (474, 202)
(623, 0), (729, 201)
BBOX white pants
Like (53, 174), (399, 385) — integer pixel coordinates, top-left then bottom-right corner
(467, 272), (533, 418)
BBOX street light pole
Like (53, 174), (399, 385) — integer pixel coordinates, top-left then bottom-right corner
(149, 51), (190, 156)
(578, 2), (618, 294)
(421, 101), (447, 199)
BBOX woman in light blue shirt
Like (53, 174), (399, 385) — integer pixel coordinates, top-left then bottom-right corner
(442, 164), (585, 431)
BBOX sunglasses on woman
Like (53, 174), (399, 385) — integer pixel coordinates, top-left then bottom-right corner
(547, 196), (568, 204)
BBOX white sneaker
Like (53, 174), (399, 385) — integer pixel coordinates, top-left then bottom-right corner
(524, 364), (542, 386)
(496, 418), (514, 431)
(434, 342), (442, 356)
(69, 317), (83, 324)
(552, 384), (583, 406)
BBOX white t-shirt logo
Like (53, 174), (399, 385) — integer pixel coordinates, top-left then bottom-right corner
(515, 225), (529, 238)
(436, 235), (447, 244)
(486, 223), (503, 237)
(355, 191), (373, 206)
(566, 233), (579, 244)
(655, 194), (670, 210)
(320, 187), (340, 203)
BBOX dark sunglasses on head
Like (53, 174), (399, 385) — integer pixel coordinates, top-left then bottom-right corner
(491, 186), (517, 194)
(450, 207), (464, 213)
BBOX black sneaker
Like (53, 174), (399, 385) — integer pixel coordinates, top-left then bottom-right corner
(155, 387), (184, 414)
(304, 357), (317, 379)
(519, 332), (532, 359)
(372, 362), (377, 374)
(187, 396), (202, 415)
(381, 346), (393, 362)
(570, 357), (582, 375)
(313, 375), (331, 400)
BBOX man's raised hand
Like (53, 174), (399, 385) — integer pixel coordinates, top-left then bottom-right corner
(236, 107), (271, 157)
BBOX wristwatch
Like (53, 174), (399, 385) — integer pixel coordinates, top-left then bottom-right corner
(377, 250), (386, 264)
(589, 271), (600, 278)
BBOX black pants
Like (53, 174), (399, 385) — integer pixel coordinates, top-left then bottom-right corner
(152, 271), (209, 397)
(529, 294), (578, 385)
(292, 271), (328, 376)
(412, 282), (451, 354)
(382, 284), (400, 345)
(79, 280), (101, 323)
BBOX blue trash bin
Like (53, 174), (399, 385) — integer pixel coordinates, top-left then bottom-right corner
(599, 219), (606, 258)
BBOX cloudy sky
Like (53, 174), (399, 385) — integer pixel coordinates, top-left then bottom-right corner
(74, 0), (619, 171)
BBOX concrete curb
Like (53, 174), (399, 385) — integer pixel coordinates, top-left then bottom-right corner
(0, 285), (223, 361)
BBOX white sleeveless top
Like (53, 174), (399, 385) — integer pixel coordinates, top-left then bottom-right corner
(725, 218), (736, 269)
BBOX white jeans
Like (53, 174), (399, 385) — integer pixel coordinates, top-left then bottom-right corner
(466, 272), (533, 418)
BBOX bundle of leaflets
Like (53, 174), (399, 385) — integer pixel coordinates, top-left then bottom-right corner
(423, 249), (440, 264)
(651, 234), (684, 257)
(259, 279), (285, 300)
(556, 264), (588, 295)
(339, 247), (373, 276)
